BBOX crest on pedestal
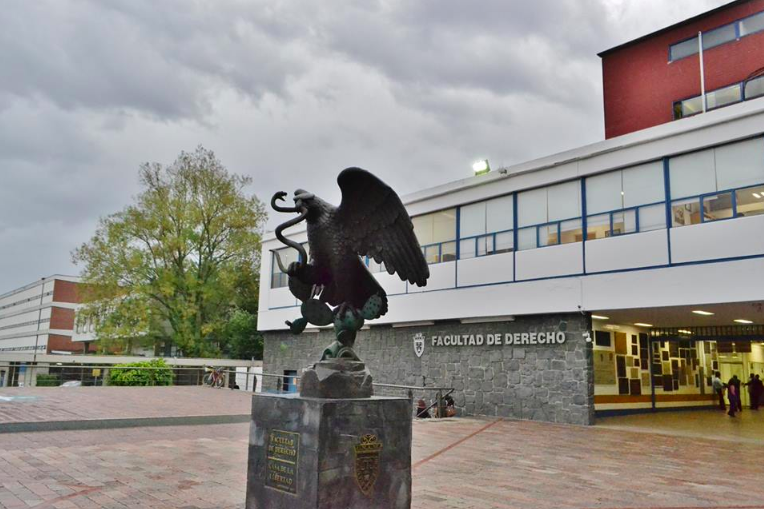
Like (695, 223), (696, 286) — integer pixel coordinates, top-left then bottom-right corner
(354, 434), (383, 496)
(413, 333), (425, 358)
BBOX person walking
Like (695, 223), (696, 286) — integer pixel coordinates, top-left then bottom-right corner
(754, 375), (764, 410)
(728, 383), (739, 417)
(729, 375), (743, 412)
(712, 371), (725, 411)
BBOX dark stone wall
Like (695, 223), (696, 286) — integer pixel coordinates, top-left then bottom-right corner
(263, 313), (594, 425)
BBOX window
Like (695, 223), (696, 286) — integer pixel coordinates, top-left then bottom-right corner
(669, 36), (698, 61)
(412, 209), (456, 264)
(669, 138), (764, 227)
(706, 83), (742, 110)
(366, 257), (386, 273)
(586, 161), (666, 239)
(740, 11), (764, 36)
(744, 75), (764, 100)
(517, 180), (582, 250)
(459, 195), (514, 259)
(271, 247), (299, 289)
(670, 13), (764, 63)
(702, 24), (736, 50)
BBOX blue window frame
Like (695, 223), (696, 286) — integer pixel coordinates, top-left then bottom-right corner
(668, 11), (764, 63)
(517, 217), (582, 250)
(671, 183), (764, 227)
(458, 229), (514, 259)
(420, 241), (457, 264)
(586, 202), (666, 239)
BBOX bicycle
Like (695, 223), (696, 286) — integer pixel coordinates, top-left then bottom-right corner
(203, 367), (226, 388)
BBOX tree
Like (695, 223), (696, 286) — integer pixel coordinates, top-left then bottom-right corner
(73, 146), (267, 357)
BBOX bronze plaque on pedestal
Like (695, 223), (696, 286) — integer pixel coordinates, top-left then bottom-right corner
(266, 430), (300, 494)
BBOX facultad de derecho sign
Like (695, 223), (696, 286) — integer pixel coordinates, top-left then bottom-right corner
(413, 331), (567, 357)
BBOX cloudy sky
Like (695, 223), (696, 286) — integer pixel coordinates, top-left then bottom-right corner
(0, 0), (729, 291)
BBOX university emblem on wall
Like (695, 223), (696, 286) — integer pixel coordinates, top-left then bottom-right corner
(413, 332), (425, 358)
(354, 434), (383, 496)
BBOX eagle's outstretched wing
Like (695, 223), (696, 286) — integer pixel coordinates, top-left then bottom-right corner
(336, 168), (429, 287)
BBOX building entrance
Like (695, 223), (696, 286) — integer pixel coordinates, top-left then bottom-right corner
(593, 320), (764, 415)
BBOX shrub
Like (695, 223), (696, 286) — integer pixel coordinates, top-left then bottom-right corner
(108, 359), (175, 386)
(35, 374), (60, 387)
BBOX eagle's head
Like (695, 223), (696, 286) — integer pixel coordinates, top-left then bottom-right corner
(293, 189), (323, 222)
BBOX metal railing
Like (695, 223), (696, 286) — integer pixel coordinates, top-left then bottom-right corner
(0, 364), (455, 418)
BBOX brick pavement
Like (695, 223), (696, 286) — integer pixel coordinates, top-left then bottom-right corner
(0, 387), (251, 425)
(2, 416), (764, 508)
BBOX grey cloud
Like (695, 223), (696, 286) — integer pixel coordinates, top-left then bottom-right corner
(0, 0), (732, 291)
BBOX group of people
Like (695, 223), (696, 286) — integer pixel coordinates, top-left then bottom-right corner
(712, 371), (764, 417)
(416, 394), (456, 418)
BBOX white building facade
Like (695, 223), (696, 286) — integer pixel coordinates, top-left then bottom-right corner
(258, 98), (764, 424)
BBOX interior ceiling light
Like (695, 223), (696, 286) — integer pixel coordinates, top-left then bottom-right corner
(634, 323), (653, 327)
(754, 192), (762, 199)
(692, 310), (714, 316)
(591, 315), (609, 320)
(734, 319), (753, 324)
(678, 329), (693, 334)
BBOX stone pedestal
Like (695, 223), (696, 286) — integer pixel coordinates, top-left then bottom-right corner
(245, 393), (412, 509)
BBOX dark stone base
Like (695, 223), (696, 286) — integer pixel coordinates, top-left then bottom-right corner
(245, 393), (412, 509)
(300, 359), (374, 398)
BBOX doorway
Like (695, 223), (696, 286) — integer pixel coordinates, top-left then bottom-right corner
(719, 361), (749, 407)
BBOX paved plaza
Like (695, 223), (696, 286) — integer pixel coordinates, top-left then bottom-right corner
(1, 388), (764, 508)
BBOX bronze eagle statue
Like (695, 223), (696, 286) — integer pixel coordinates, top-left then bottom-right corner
(271, 167), (429, 360)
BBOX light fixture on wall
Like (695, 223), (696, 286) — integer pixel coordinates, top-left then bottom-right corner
(472, 159), (490, 176)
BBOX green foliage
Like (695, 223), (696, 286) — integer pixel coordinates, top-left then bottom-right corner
(108, 359), (175, 386)
(73, 146), (267, 357)
(219, 308), (264, 360)
(35, 374), (59, 387)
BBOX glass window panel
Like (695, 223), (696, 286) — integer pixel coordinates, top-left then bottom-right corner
(672, 198), (702, 227)
(271, 248), (298, 288)
(459, 239), (477, 260)
(706, 83), (741, 110)
(485, 195), (514, 233)
(622, 161), (665, 207)
(441, 241), (457, 262)
(745, 75), (764, 100)
(477, 236), (494, 256)
(432, 210), (456, 243)
(702, 192), (733, 221)
(423, 245), (440, 264)
(702, 24), (736, 50)
(539, 224), (559, 247)
(669, 149), (717, 199)
(560, 219), (583, 244)
(740, 12), (764, 36)
(586, 214), (610, 240)
(548, 180), (581, 222)
(586, 171), (622, 215)
(670, 37), (699, 61)
(413, 209), (456, 245)
(518, 188), (547, 227)
(681, 95), (704, 117)
(517, 227), (537, 251)
(735, 185), (764, 217)
(639, 204), (666, 232)
(412, 215), (434, 246)
(367, 258), (385, 273)
(715, 138), (764, 191)
(494, 231), (514, 253)
(460, 202), (486, 238)
(612, 210), (637, 236)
